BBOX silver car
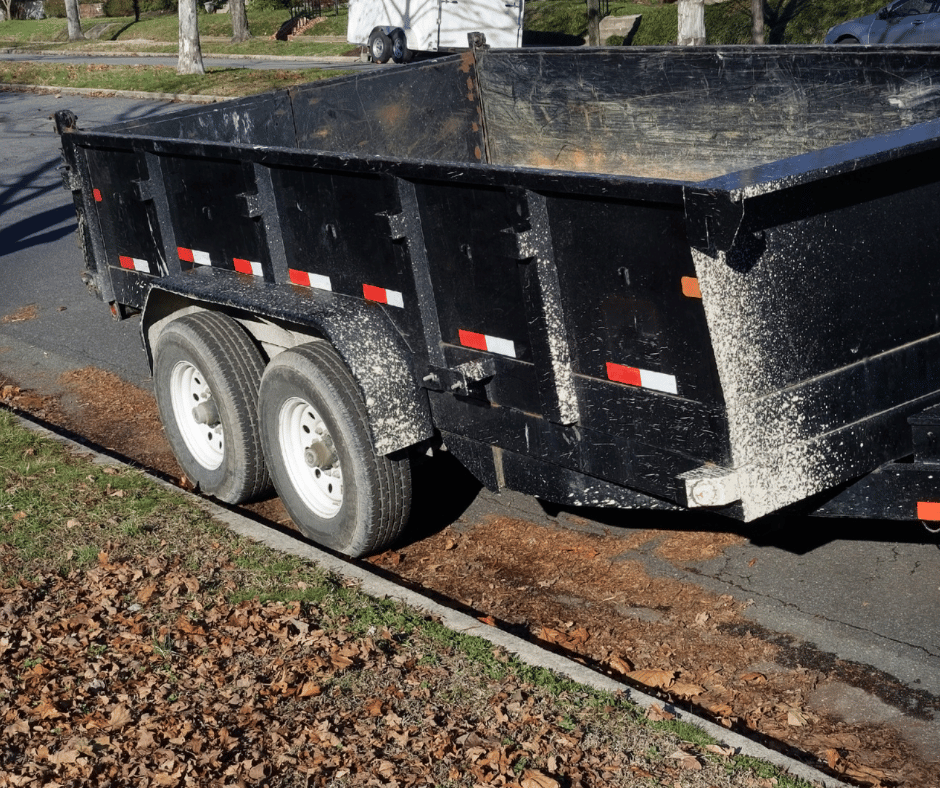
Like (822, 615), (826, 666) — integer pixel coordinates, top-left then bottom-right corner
(824, 0), (940, 44)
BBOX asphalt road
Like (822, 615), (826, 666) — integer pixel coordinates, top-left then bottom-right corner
(2, 90), (940, 767)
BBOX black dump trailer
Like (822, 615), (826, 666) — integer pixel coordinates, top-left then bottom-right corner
(57, 45), (940, 556)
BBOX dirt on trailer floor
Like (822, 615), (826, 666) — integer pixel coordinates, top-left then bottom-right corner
(0, 365), (937, 788)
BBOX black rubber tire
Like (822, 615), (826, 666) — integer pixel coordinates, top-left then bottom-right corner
(836, 36), (860, 44)
(258, 341), (412, 557)
(390, 29), (413, 63)
(369, 29), (392, 63)
(153, 311), (270, 504)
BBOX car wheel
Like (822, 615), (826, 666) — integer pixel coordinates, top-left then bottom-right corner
(153, 311), (270, 503)
(391, 30), (413, 63)
(836, 36), (861, 44)
(369, 29), (392, 63)
(259, 341), (412, 557)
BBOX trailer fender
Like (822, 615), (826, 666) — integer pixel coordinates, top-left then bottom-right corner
(140, 274), (433, 457)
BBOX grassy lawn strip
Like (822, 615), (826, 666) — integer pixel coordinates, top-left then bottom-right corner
(4, 40), (355, 56)
(0, 9), (348, 44)
(0, 61), (344, 96)
(0, 0), (884, 50)
(0, 410), (820, 787)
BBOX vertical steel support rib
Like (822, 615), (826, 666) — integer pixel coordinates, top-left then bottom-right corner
(514, 190), (581, 426)
(391, 177), (447, 368)
(252, 162), (291, 284)
(143, 152), (180, 277)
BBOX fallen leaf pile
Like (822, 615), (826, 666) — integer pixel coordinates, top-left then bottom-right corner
(377, 517), (929, 787)
(1, 546), (798, 788)
(1, 370), (928, 786)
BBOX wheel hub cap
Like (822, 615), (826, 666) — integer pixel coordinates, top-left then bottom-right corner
(278, 397), (343, 518)
(169, 360), (224, 471)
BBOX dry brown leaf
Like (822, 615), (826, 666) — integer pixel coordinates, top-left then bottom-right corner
(49, 747), (79, 765)
(669, 751), (702, 771)
(568, 626), (589, 644)
(108, 704), (133, 730)
(299, 682), (321, 698)
(607, 655), (634, 675)
(705, 744), (736, 757)
(787, 709), (808, 727)
(521, 769), (560, 788)
(671, 681), (705, 698)
(739, 671), (767, 684)
(627, 668), (675, 689)
(539, 626), (564, 644)
(3, 719), (29, 735)
(645, 704), (675, 721)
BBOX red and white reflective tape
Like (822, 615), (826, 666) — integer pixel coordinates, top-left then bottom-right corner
(178, 247), (211, 266)
(93, 189), (103, 203)
(119, 256), (149, 273)
(233, 258), (263, 277)
(288, 269), (332, 291)
(458, 329), (517, 358)
(606, 361), (677, 395)
(363, 284), (404, 308)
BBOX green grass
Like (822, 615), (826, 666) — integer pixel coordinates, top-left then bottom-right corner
(1, 0), (888, 49)
(524, 0), (887, 45)
(0, 7), (350, 44)
(0, 60), (347, 95)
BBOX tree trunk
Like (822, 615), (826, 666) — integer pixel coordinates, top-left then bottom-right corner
(230, 0), (251, 43)
(178, 0), (205, 76)
(65, 0), (85, 41)
(677, 0), (705, 46)
(751, 0), (765, 44)
(586, 0), (601, 46)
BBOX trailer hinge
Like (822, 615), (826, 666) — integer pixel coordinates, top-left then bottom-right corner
(423, 357), (495, 399)
(679, 465), (740, 508)
(59, 165), (82, 193)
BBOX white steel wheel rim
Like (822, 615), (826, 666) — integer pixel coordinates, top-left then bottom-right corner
(278, 396), (343, 518)
(169, 360), (224, 471)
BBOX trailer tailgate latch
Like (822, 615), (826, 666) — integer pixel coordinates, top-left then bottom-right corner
(679, 465), (740, 508)
(423, 358), (496, 398)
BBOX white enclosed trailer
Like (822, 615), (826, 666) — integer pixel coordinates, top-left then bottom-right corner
(347, 0), (524, 62)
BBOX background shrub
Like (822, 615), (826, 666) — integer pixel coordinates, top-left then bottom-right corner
(101, 0), (177, 16)
(44, 0), (66, 17)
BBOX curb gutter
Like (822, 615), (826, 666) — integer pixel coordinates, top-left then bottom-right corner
(11, 410), (851, 788)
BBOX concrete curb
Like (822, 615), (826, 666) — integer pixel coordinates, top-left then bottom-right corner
(1, 82), (229, 103)
(10, 409), (850, 788)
